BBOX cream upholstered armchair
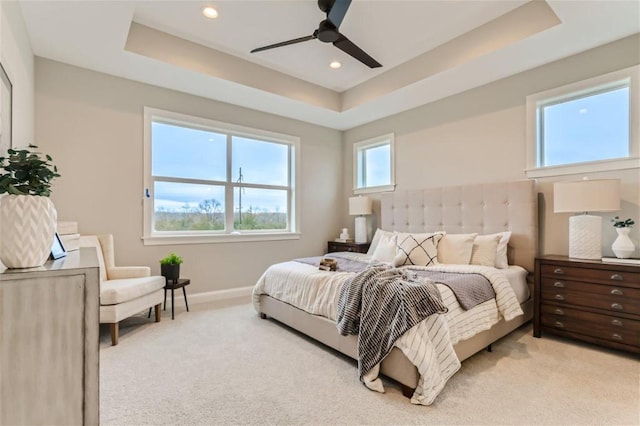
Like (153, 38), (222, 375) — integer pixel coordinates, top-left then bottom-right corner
(79, 235), (165, 345)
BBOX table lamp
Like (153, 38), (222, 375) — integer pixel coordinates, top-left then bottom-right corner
(349, 196), (372, 244)
(554, 178), (620, 259)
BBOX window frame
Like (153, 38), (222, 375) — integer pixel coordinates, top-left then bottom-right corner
(525, 65), (640, 178)
(353, 133), (396, 194)
(143, 107), (300, 246)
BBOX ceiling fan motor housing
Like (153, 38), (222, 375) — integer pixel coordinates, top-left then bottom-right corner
(317, 20), (340, 43)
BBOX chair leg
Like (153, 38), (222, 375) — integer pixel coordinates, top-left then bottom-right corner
(147, 307), (152, 318)
(110, 323), (119, 346)
(154, 303), (161, 322)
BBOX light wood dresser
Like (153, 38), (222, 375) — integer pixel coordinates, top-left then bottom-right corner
(0, 247), (100, 425)
(534, 255), (640, 354)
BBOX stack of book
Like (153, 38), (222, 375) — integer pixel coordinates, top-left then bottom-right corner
(319, 257), (337, 271)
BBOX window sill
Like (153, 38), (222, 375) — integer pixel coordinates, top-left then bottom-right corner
(353, 184), (396, 195)
(142, 232), (301, 246)
(525, 157), (640, 179)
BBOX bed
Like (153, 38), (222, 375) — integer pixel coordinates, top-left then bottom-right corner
(253, 180), (537, 404)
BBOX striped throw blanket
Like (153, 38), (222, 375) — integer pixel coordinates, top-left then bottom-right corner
(336, 267), (448, 383)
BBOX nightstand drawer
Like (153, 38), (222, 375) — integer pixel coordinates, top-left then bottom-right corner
(327, 242), (370, 254)
(541, 278), (640, 299)
(541, 305), (640, 346)
(542, 286), (640, 315)
(541, 264), (640, 287)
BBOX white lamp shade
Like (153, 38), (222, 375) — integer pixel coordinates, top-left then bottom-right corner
(349, 196), (372, 216)
(554, 179), (620, 213)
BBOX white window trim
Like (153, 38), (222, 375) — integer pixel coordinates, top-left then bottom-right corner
(353, 133), (396, 195)
(525, 65), (640, 178)
(143, 107), (301, 245)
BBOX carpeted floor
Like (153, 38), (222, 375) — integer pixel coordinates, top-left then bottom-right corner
(100, 299), (639, 425)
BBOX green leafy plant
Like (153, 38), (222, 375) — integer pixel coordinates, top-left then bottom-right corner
(159, 253), (183, 265)
(611, 216), (635, 228)
(0, 145), (60, 196)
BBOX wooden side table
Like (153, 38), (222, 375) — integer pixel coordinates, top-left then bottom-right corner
(165, 278), (190, 320)
(327, 241), (370, 254)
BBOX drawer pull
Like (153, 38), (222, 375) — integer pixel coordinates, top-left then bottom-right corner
(610, 274), (623, 281)
(553, 281), (565, 288)
(554, 308), (565, 315)
(612, 333), (623, 341)
(553, 268), (564, 275)
(611, 303), (624, 311)
(554, 294), (565, 301)
(610, 288), (623, 296)
(554, 321), (564, 329)
(611, 319), (623, 327)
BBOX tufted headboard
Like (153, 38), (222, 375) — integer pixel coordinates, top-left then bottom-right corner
(380, 180), (538, 272)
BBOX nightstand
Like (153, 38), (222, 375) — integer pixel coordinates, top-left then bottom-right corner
(327, 241), (370, 254)
(534, 256), (640, 354)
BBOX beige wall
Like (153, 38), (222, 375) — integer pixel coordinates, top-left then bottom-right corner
(343, 34), (640, 259)
(36, 58), (343, 293)
(0, 1), (34, 148)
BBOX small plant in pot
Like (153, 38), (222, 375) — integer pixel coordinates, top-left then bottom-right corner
(0, 145), (61, 268)
(610, 216), (636, 259)
(159, 253), (183, 283)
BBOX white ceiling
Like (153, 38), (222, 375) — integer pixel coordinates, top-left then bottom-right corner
(18, 0), (640, 130)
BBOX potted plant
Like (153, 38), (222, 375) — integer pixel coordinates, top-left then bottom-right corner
(159, 253), (183, 283)
(610, 216), (635, 259)
(0, 145), (61, 268)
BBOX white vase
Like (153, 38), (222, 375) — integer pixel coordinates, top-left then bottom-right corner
(0, 195), (57, 268)
(611, 227), (635, 259)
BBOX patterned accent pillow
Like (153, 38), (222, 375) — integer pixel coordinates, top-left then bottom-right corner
(393, 232), (443, 267)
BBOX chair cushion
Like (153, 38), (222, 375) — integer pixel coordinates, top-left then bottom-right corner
(100, 276), (165, 305)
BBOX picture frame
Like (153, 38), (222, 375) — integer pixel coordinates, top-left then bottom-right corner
(0, 61), (12, 155)
(50, 233), (67, 260)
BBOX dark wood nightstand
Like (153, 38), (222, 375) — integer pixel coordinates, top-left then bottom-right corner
(327, 241), (370, 254)
(534, 256), (640, 354)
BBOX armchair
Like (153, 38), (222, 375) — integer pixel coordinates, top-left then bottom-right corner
(79, 235), (165, 345)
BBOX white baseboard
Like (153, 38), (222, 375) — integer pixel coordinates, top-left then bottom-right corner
(167, 285), (253, 308)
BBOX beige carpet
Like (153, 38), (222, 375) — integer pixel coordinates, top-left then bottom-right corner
(100, 299), (639, 425)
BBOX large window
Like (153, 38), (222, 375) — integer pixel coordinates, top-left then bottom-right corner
(143, 108), (299, 244)
(526, 66), (639, 178)
(353, 133), (395, 194)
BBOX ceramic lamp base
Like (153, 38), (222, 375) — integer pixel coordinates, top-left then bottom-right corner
(354, 216), (367, 244)
(568, 214), (601, 260)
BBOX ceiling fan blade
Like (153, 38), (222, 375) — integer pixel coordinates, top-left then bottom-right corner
(327, 0), (352, 29)
(333, 34), (382, 68)
(251, 34), (317, 54)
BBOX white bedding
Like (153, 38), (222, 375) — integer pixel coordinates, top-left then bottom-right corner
(252, 255), (525, 405)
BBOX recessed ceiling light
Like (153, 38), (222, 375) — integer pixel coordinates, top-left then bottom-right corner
(329, 61), (341, 69)
(202, 6), (218, 19)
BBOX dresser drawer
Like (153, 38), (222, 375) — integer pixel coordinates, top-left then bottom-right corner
(541, 264), (640, 287)
(541, 278), (640, 300)
(541, 304), (640, 347)
(542, 286), (640, 315)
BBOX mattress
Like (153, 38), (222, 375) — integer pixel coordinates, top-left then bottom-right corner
(252, 254), (528, 347)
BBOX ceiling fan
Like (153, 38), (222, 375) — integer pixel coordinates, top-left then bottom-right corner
(250, 0), (382, 68)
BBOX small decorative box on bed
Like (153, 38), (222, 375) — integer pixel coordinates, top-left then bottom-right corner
(253, 180), (537, 405)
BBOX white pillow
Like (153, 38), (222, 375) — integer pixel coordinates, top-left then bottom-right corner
(437, 233), (477, 264)
(486, 231), (512, 269)
(470, 234), (501, 267)
(393, 232), (443, 267)
(367, 229), (395, 256)
(370, 232), (397, 263)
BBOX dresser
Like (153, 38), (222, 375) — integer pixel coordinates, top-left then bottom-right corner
(327, 241), (370, 254)
(534, 256), (640, 354)
(0, 248), (100, 425)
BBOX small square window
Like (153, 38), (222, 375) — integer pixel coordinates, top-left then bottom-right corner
(353, 133), (395, 194)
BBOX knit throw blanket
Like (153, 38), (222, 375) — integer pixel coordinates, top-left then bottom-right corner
(336, 266), (448, 381)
